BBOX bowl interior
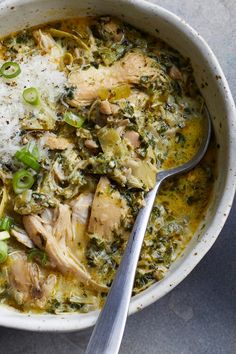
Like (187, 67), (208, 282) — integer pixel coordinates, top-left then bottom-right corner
(0, 0), (235, 331)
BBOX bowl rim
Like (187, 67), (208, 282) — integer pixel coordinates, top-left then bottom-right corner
(0, 0), (236, 332)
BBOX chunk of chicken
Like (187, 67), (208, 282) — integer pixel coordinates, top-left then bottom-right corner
(103, 19), (123, 42)
(118, 52), (158, 84)
(33, 29), (63, 60)
(44, 135), (73, 150)
(68, 52), (158, 106)
(100, 100), (120, 115)
(84, 139), (99, 150)
(11, 227), (34, 249)
(88, 177), (128, 241)
(124, 130), (140, 148)
(23, 202), (107, 292)
(126, 158), (157, 190)
(23, 214), (50, 249)
(169, 66), (182, 80)
(8, 252), (57, 308)
(33, 29), (54, 52)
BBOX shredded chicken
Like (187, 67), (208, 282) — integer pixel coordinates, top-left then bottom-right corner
(8, 252), (56, 308)
(11, 227), (34, 248)
(33, 29), (63, 60)
(88, 177), (129, 241)
(23, 202), (107, 292)
(68, 52), (158, 106)
(103, 19), (123, 42)
(44, 135), (73, 150)
(70, 193), (93, 259)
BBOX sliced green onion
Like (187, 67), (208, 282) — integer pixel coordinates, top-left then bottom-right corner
(26, 141), (40, 160)
(15, 148), (40, 172)
(12, 169), (35, 194)
(0, 216), (12, 231)
(0, 241), (8, 263)
(0, 61), (21, 79)
(28, 248), (48, 266)
(63, 111), (86, 128)
(0, 231), (10, 241)
(23, 87), (40, 106)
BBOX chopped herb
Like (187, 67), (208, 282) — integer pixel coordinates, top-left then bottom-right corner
(28, 248), (49, 266)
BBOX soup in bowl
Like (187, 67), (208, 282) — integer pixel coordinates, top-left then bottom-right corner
(0, 0), (234, 332)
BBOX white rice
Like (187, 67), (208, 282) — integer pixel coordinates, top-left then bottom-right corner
(0, 54), (66, 165)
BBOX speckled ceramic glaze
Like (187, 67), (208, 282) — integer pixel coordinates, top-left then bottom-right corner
(0, 0), (235, 332)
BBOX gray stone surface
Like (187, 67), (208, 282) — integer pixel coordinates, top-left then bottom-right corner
(0, 0), (236, 353)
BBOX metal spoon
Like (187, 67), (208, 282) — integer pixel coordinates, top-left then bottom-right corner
(85, 107), (211, 354)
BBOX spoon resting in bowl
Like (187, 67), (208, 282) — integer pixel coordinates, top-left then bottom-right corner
(85, 106), (211, 354)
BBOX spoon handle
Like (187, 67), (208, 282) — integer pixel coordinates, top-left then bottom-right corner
(85, 178), (163, 354)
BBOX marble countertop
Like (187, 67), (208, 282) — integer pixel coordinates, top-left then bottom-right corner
(0, 1), (236, 353)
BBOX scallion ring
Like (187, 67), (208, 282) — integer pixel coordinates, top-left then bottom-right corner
(23, 87), (40, 106)
(63, 111), (86, 128)
(27, 141), (40, 160)
(12, 169), (35, 194)
(0, 231), (10, 241)
(0, 216), (12, 231)
(0, 61), (21, 79)
(0, 241), (8, 264)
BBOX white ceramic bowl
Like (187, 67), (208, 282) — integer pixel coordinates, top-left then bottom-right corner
(0, 0), (235, 332)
